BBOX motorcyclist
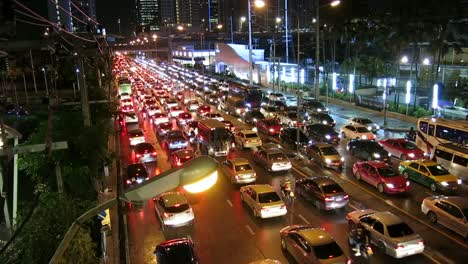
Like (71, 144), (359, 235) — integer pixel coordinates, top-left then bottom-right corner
(280, 178), (293, 198)
(407, 127), (416, 141)
(349, 224), (371, 257)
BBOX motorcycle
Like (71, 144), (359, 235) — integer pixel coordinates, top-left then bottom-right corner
(348, 229), (373, 258)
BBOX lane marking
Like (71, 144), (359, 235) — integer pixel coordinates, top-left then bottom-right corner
(347, 201), (360, 211)
(226, 199), (233, 207)
(423, 251), (443, 264)
(245, 225), (255, 236)
(292, 164), (468, 250)
(298, 214), (310, 224)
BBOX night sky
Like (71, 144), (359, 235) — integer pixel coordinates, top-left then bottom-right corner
(96, 0), (133, 36)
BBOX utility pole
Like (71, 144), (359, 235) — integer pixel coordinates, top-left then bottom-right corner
(80, 58), (91, 127)
(29, 50), (38, 94)
(296, 19), (301, 157)
(314, 0), (320, 99)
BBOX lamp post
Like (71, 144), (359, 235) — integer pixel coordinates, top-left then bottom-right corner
(383, 78), (388, 127)
(152, 34), (158, 59)
(42, 67), (49, 96)
(75, 68), (80, 98)
(314, 0), (341, 99)
(248, 0), (265, 86)
(240, 16), (246, 32)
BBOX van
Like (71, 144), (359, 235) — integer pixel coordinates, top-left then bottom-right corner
(224, 97), (246, 116)
(432, 143), (468, 184)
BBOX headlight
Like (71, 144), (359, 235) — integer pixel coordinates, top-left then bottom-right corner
(368, 126), (372, 131)
(325, 135), (331, 140)
(236, 109), (241, 113)
(136, 178), (143, 184)
(408, 153), (415, 158)
(362, 135), (368, 139)
(457, 179), (462, 184)
(340, 157), (345, 161)
(388, 153), (392, 157)
(209, 148), (214, 152)
(406, 181), (410, 186)
(253, 118), (257, 122)
(322, 120), (328, 125)
(246, 103), (252, 108)
(317, 108), (322, 112)
(373, 153), (381, 158)
(325, 158), (332, 163)
(440, 182), (449, 186)
(338, 134), (342, 138)
(385, 183), (395, 188)
(375, 125), (380, 129)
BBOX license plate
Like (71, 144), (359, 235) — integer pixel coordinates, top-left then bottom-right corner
(336, 198), (342, 201)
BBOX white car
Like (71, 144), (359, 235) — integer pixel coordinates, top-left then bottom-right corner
(340, 124), (376, 140)
(165, 99), (179, 109)
(276, 111), (300, 127)
(421, 196), (468, 239)
(187, 100), (200, 111)
(128, 129), (145, 146)
(222, 158), (257, 184)
(147, 105), (163, 117)
(169, 106), (184, 118)
(346, 209), (425, 258)
(205, 113), (224, 121)
(154, 192), (194, 228)
(152, 113), (170, 125)
(240, 184), (287, 219)
(260, 106), (278, 119)
(285, 95), (298, 107)
(348, 117), (380, 132)
(234, 130), (262, 148)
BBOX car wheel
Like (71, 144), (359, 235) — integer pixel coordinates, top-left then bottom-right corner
(400, 154), (407, 161)
(377, 183), (384, 193)
(341, 132), (346, 139)
(403, 172), (409, 179)
(355, 172), (361, 181)
(281, 238), (287, 251)
(430, 183), (437, 192)
(427, 211), (437, 224)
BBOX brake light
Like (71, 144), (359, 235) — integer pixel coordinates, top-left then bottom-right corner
(395, 244), (405, 250)
(163, 212), (173, 218)
(151, 151), (157, 156)
(126, 180), (131, 185)
(418, 241), (424, 246)
(324, 196), (334, 202)
(346, 259), (352, 264)
(280, 205), (286, 210)
(344, 194), (349, 199)
(136, 154), (141, 158)
(261, 207), (269, 212)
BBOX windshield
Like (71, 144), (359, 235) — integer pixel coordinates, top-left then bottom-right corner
(245, 133), (258, 138)
(129, 131), (143, 137)
(269, 152), (287, 160)
(360, 119), (373, 124)
(164, 203), (190, 213)
(356, 127), (370, 133)
(402, 142), (418, 149)
(321, 147), (338, 155)
(168, 131), (184, 138)
(287, 113), (297, 118)
(264, 120), (279, 126)
(322, 184), (344, 194)
(235, 164), (252, 172)
(427, 165), (450, 176)
(387, 223), (414, 238)
(313, 242), (344, 260)
(158, 243), (195, 263)
(378, 167), (398, 177)
(258, 192), (281, 203)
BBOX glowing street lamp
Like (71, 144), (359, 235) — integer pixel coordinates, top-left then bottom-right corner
(406, 81), (411, 115)
(217, 24), (223, 30)
(276, 17), (282, 23)
(330, 0), (341, 7)
(423, 58), (430, 65)
(432, 84), (439, 112)
(401, 56), (409, 64)
(247, 0), (265, 86)
(177, 25), (184, 31)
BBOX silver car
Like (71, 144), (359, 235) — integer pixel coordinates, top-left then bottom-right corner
(222, 158), (256, 184)
(346, 209), (425, 258)
(421, 196), (468, 239)
(252, 148), (292, 172)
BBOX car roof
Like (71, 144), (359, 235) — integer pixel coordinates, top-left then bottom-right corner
(229, 157), (250, 165)
(439, 196), (468, 209)
(406, 159), (438, 166)
(248, 184), (275, 193)
(264, 148), (285, 154)
(368, 211), (402, 225)
(297, 228), (334, 245)
(308, 176), (337, 186)
(365, 161), (390, 168)
(241, 130), (257, 134)
(159, 192), (188, 207)
(172, 149), (195, 158)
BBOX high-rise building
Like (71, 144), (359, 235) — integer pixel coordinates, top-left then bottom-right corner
(71, 0), (97, 32)
(47, 0), (73, 32)
(135, 0), (161, 32)
(205, 0), (224, 32)
(175, 0), (201, 30)
(160, 0), (176, 28)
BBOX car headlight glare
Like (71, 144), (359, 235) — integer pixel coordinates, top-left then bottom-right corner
(325, 158), (332, 163)
(317, 108), (322, 112)
(325, 135), (331, 140)
(375, 125), (380, 129)
(408, 153), (415, 158)
(457, 179), (462, 184)
(362, 135), (368, 139)
(253, 118), (257, 122)
(440, 181), (449, 186)
(388, 153), (392, 157)
(323, 120), (328, 125)
(340, 157), (345, 161)
(368, 126), (372, 131)
(385, 183), (395, 188)
(246, 103), (252, 108)
(406, 181), (410, 186)
(373, 153), (381, 158)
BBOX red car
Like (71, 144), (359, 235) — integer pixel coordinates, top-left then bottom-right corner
(352, 161), (410, 194)
(221, 120), (236, 132)
(177, 112), (193, 126)
(256, 118), (282, 136)
(198, 105), (212, 116)
(379, 138), (425, 161)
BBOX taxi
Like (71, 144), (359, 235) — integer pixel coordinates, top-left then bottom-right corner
(398, 159), (462, 192)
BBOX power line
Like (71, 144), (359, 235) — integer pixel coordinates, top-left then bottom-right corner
(15, 18), (49, 27)
(47, 0), (88, 26)
(70, 0), (99, 25)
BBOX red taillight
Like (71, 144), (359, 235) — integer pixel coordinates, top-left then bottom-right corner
(418, 241), (424, 246)
(395, 244), (405, 250)
(324, 196), (334, 202)
(151, 151), (157, 156)
(346, 259), (352, 264)
(145, 177), (149, 180)
(344, 194), (349, 199)
(261, 207), (269, 212)
(126, 180), (131, 185)
(176, 160), (182, 166)
(163, 212), (173, 218)
(136, 154), (141, 158)
(280, 205), (286, 210)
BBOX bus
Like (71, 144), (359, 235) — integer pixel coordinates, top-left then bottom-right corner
(416, 117), (468, 155)
(229, 82), (263, 109)
(197, 119), (232, 157)
(432, 143), (468, 183)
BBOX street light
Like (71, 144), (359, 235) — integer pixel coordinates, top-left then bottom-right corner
(240, 16), (246, 32)
(314, 0), (341, 99)
(248, 0), (265, 86)
(401, 56), (409, 64)
(152, 34), (158, 58)
(432, 84), (439, 115)
(177, 25), (184, 31)
(217, 24), (223, 30)
(423, 58), (430, 65)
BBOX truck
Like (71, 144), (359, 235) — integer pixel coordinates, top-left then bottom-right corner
(197, 119), (232, 157)
(118, 83), (131, 96)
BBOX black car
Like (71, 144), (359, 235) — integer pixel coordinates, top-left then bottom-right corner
(300, 99), (328, 113)
(163, 130), (189, 151)
(303, 124), (340, 144)
(134, 143), (157, 163)
(244, 110), (265, 125)
(296, 177), (349, 210)
(346, 139), (391, 162)
(279, 127), (310, 149)
(126, 163), (148, 186)
(269, 100), (287, 109)
(155, 122), (173, 137)
(154, 238), (199, 264)
(307, 112), (335, 127)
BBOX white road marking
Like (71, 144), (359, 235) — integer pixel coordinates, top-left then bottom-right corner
(298, 214), (310, 224)
(347, 202), (360, 211)
(226, 199), (233, 207)
(385, 199), (393, 206)
(245, 225), (255, 236)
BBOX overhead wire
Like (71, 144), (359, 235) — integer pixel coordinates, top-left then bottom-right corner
(15, 17), (49, 27)
(70, 0), (99, 25)
(47, 0), (88, 26)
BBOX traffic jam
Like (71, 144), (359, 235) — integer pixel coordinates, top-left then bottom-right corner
(113, 55), (467, 264)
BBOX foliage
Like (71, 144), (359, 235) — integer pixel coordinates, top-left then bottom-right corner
(58, 227), (100, 264)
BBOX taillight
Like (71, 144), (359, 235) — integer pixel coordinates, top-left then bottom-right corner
(163, 212), (173, 218)
(280, 205), (286, 210)
(261, 207), (269, 212)
(346, 259), (352, 264)
(136, 154), (141, 158)
(151, 151), (157, 156)
(145, 177), (149, 180)
(418, 241), (424, 246)
(344, 194), (349, 199)
(324, 196), (334, 202)
(395, 244), (405, 250)
(126, 180), (131, 185)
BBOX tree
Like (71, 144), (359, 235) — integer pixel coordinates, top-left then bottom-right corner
(58, 227), (99, 264)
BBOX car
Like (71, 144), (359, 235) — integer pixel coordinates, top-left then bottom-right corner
(158, 95), (170, 105)
(177, 112), (193, 126)
(175, 91), (184, 101)
(120, 98), (133, 107)
(348, 117), (380, 132)
(296, 177), (349, 210)
(353, 161), (410, 193)
(307, 112), (335, 127)
(340, 124), (375, 140)
(206, 94), (219, 105)
(234, 130), (262, 149)
(134, 142), (157, 163)
(398, 159), (462, 192)
(153, 192), (194, 228)
(306, 143), (344, 170)
(277, 111), (301, 127)
(186, 100), (200, 111)
(163, 130), (189, 151)
(303, 124), (340, 144)
(253, 148), (292, 172)
(221, 120), (236, 132)
(168, 106), (184, 118)
(301, 99), (328, 113)
(222, 158), (257, 184)
(152, 113), (170, 125)
(169, 149), (196, 167)
(165, 98), (179, 109)
(269, 100), (288, 109)
(347, 139), (391, 162)
(128, 129), (145, 146)
(155, 122), (172, 137)
(256, 118), (282, 136)
(346, 209), (425, 258)
(204, 112), (224, 121)
(125, 163), (149, 186)
(279, 127), (310, 149)
(147, 105), (163, 117)
(154, 238), (199, 264)
(240, 184), (287, 218)
(198, 105), (212, 116)
(120, 104), (134, 113)
(183, 120), (199, 140)
(421, 196), (468, 238)
(260, 106), (278, 119)
(268, 92), (286, 102)
(284, 95), (298, 107)
(280, 225), (350, 264)
(379, 138), (425, 160)
(244, 110), (265, 125)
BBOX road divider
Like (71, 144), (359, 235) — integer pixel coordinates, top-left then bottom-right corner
(245, 225), (255, 236)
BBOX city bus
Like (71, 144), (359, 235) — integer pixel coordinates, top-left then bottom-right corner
(416, 117), (468, 155)
(432, 143), (468, 183)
